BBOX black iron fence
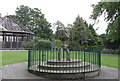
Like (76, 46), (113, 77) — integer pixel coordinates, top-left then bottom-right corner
(28, 47), (101, 79)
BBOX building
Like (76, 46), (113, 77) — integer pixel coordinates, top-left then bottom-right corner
(0, 15), (34, 50)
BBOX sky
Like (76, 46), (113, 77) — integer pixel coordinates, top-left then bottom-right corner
(0, 0), (109, 35)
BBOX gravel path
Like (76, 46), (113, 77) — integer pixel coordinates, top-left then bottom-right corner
(0, 62), (119, 80)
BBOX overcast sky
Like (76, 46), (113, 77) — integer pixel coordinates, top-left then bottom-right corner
(0, 0), (109, 35)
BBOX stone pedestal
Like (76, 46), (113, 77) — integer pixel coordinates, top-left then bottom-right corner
(58, 44), (70, 61)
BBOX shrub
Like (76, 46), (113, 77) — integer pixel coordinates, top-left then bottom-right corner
(55, 40), (62, 48)
(36, 40), (51, 49)
(101, 49), (119, 54)
(25, 39), (36, 48)
(69, 41), (80, 50)
(25, 38), (51, 49)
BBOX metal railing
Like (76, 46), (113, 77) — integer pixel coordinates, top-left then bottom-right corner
(28, 47), (101, 77)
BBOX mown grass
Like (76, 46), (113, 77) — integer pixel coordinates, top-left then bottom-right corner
(101, 55), (118, 69)
(1, 51), (28, 66)
(0, 50), (119, 69)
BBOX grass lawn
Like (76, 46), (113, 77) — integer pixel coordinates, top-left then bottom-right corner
(101, 55), (118, 69)
(1, 51), (28, 66)
(0, 50), (119, 69)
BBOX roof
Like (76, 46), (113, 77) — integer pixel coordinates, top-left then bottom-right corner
(0, 16), (34, 35)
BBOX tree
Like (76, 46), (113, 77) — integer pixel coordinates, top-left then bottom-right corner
(69, 15), (102, 48)
(53, 21), (65, 31)
(90, 2), (119, 48)
(88, 24), (102, 46)
(99, 34), (119, 50)
(70, 16), (91, 46)
(10, 5), (53, 39)
(53, 21), (65, 39)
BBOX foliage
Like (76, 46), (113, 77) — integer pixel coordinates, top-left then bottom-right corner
(99, 34), (119, 49)
(36, 40), (51, 49)
(25, 38), (52, 49)
(90, 2), (119, 48)
(71, 16), (88, 42)
(53, 21), (65, 31)
(101, 49), (119, 54)
(88, 24), (103, 46)
(25, 40), (35, 49)
(10, 5), (53, 39)
(70, 16), (89, 46)
(53, 21), (66, 39)
(69, 41), (80, 50)
(55, 40), (62, 48)
(25, 38), (38, 48)
(69, 15), (102, 47)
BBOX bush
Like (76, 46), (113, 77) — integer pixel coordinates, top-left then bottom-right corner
(25, 38), (36, 48)
(101, 49), (119, 54)
(55, 40), (62, 48)
(69, 41), (80, 50)
(25, 38), (51, 49)
(36, 40), (51, 49)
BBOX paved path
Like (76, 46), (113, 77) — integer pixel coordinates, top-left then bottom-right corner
(101, 53), (119, 56)
(0, 62), (119, 80)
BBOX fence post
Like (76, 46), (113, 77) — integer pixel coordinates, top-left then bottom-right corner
(84, 47), (86, 79)
(39, 49), (40, 72)
(28, 49), (30, 69)
(99, 48), (101, 70)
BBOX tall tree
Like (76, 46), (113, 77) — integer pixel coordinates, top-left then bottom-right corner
(70, 15), (91, 46)
(70, 15), (102, 47)
(10, 5), (53, 39)
(99, 34), (119, 49)
(53, 21), (65, 39)
(88, 24), (102, 46)
(90, 2), (119, 43)
(53, 21), (65, 31)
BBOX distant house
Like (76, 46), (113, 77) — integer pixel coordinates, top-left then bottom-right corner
(0, 15), (34, 50)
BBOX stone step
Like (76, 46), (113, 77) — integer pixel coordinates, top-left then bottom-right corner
(47, 59), (82, 65)
(29, 64), (99, 74)
(38, 62), (90, 70)
(38, 61), (90, 67)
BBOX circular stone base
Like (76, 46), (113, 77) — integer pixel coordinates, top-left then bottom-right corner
(28, 59), (101, 79)
(48, 71), (100, 79)
(47, 59), (82, 65)
(28, 69), (100, 79)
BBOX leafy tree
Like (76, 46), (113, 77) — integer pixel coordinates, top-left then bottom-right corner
(90, 2), (119, 48)
(88, 24), (102, 46)
(70, 16), (91, 46)
(67, 24), (73, 28)
(99, 34), (119, 50)
(53, 21), (65, 39)
(69, 15), (102, 47)
(53, 21), (65, 31)
(10, 5), (53, 39)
